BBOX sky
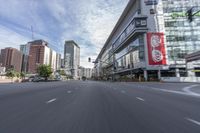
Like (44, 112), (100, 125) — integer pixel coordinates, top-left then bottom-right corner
(0, 0), (129, 68)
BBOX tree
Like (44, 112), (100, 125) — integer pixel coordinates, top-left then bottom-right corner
(16, 72), (20, 79)
(58, 70), (66, 76)
(37, 65), (53, 81)
(6, 69), (16, 82)
(20, 72), (26, 80)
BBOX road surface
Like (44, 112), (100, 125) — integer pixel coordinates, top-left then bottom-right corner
(0, 81), (200, 133)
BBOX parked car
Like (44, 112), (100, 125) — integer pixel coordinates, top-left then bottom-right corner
(28, 76), (35, 82)
(32, 76), (45, 82)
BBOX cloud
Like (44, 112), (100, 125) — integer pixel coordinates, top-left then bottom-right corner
(46, 0), (128, 68)
(0, 25), (30, 50)
(0, 0), (129, 68)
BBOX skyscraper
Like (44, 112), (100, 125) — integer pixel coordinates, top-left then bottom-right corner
(20, 44), (30, 73)
(64, 40), (80, 79)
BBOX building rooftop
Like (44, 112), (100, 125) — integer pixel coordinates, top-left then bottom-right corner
(28, 39), (49, 46)
(65, 40), (80, 48)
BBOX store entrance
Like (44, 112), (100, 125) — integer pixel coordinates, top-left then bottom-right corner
(147, 70), (158, 81)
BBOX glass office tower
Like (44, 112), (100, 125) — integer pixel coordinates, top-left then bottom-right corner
(162, 0), (200, 77)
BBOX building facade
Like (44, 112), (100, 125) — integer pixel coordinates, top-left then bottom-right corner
(56, 53), (61, 70)
(95, 0), (200, 81)
(64, 40), (80, 79)
(50, 49), (57, 72)
(78, 67), (93, 79)
(61, 58), (65, 68)
(0, 47), (23, 72)
(185, 51), (200, 77)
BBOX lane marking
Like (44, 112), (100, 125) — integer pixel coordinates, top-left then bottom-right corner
(151, 87), (200, 97)
(46, 98), (57, 104)
(67, 91), (72, 94)
(182, 85), (200, 96)
(136, 97), (145, 101)
(185, 118), (200, 126)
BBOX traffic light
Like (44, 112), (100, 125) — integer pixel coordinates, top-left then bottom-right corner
(186, 8), (193, 23)
(88, 57), (91, 62)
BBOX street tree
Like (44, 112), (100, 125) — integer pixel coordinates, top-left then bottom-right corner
(37, 65), (53, 81)
(5, 69), (16, 82)
(20, 72), (26, 80)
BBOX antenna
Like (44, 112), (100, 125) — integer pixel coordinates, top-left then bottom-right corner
(31, 26), (34, 40)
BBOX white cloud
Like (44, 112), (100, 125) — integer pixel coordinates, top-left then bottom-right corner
(0, 25), (30, 50)
(47, 0), (129, 67)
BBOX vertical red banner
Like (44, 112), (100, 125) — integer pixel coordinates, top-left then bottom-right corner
(147, 32), (167, 65)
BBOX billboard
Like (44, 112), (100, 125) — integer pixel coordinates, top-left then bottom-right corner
(147, 32), (167, 65)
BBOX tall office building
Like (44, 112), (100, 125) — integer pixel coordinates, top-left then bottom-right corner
(20, 44), (30, 73)
(64, 40), (80, 79)
(95, 0), (200, 81)
(0, 47), (23, 72)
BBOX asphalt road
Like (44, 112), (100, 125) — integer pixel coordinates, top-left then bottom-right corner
(0, 81), (200, 133)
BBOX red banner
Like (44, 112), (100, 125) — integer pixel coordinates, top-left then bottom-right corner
(147, 32), (167, 65)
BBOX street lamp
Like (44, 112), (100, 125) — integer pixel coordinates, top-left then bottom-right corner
(186, 7), (200, 22)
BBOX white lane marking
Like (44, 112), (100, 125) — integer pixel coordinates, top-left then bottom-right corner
(46, 98), (57, 104)
(136, 97), (145, 101)
(151, 87), (200, 97)
(67, 90), (72, 93)
(185, 118), (200, 126)
(182, 85), (200, 96)
(121, 90), (126, 93)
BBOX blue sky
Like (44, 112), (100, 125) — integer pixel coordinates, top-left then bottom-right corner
(0, 0), (128, 68)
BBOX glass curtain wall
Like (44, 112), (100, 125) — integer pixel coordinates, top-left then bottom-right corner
(115, 35), (145, 71)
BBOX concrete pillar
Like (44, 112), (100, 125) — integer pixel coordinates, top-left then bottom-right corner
(158, 69), (161, 80)
(175, 68), (180, 77)
(144, 70), (148, 81)
(188, 70), (195, 77)
(187, 62), (195, 77)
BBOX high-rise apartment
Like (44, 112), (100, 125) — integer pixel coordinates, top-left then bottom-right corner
(28, 40), (51, 73)
(0, 47), (22, 72)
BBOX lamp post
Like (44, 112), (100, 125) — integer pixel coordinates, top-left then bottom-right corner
(186, 7), (200, 22)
